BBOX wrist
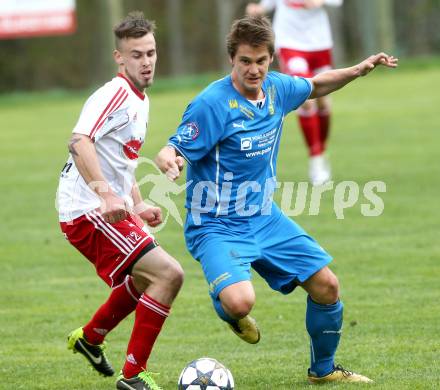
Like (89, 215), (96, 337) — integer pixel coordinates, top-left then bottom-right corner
(133, 201), (150, 215)
(89, 180), (115, 198)
(165, 144), (178, 155)
(351, 65), (362, 78)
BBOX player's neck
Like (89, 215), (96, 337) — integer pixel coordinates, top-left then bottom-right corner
(231, 77), (264, 100)
(117, 71), (145, 99)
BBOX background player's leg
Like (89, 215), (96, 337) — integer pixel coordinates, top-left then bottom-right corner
(317, 96), (331, 148)
(298, 100), (330, 185)
(121, 246), (183, 379)
(301, 266), (342, 377)
(298, 99), (322, 157)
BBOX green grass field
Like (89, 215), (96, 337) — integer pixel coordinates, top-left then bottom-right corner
(1, 63), (439, 389)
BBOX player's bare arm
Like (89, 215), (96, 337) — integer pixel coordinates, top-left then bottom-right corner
(131, 181), (162, 227)
(68, 133), (127, 223)
(155, 145), (185, 181)
(309, 52), (398, 99)
(68, 137), (81, 156)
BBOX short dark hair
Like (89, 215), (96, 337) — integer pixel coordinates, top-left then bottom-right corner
(114, 11), (156, 49)
(226, 15), (275, 59)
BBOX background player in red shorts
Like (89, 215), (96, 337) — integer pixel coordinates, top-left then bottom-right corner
(247, 0), (343, 185)
(56, 11), (183, 390)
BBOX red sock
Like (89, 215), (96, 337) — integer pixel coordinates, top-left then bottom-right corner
(122, 293), (170, 378)
(318, 109), (331, 147)
(298, 111), (323, 156)
(83, 275), (141, 345)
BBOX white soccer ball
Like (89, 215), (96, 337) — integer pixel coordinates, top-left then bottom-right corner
(177, 357), (234, 390)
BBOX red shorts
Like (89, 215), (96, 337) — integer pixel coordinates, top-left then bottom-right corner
(278, 48), (333, 78)
(60, 210), (157, 287)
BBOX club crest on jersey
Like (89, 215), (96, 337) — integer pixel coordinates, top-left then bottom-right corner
(178, 122), (199, 143)
(123, 138), (143, 160)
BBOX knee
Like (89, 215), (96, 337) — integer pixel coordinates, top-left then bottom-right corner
(222, 295), (254, 319)
(162, 260), (184, 292)
(306, 269), (340, 305)
(299, 99), (316, 114)
(317, 96), (331, 112)
(143, 258), (184, 293)
(319, 275), (340, 304)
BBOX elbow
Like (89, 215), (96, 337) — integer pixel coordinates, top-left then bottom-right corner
(68, 133), (89, 156)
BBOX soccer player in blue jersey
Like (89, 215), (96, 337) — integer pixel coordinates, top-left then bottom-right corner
(156, 15), (397, 384)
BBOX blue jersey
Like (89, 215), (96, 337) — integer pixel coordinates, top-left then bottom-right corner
(168, 71), (312, 223)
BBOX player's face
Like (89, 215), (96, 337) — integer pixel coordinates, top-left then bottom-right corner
(230, 44), (273, 100)
(114, 33), (157, 90)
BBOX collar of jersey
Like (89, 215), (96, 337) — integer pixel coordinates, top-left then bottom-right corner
(117, 73), (145, 100)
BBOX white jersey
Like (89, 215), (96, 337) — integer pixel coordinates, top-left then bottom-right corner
(57, 74), (149, 222)
(260, 0), (343, 51)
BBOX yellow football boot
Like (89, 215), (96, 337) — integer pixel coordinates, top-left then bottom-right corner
(228, 315), (260, 344)
(308, 365), (373, 384)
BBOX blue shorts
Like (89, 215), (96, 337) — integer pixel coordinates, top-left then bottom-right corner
(184, 204), (332, 299)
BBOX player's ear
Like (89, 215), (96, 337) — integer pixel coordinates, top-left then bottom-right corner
(270, 55), (274, 64)
(113, 49), (124, 66)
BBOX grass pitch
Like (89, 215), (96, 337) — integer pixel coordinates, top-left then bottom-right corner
(0, 63), (439, 389)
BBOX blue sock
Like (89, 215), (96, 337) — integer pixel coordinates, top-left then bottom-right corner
(306, 295), (343, 377)
(212, 297), (235, 324)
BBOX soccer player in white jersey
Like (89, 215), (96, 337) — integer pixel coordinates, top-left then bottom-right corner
(56, 12), (183, 390)
(247, 0), (343, 185)
(155, 16), (397, 384)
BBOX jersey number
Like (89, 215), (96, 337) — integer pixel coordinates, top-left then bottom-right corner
(61, 162), (73, 175)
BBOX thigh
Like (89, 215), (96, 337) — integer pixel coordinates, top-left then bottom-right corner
(61, 210), (156, 287)
(187, 220), (260, 299)
(251, 210), (332, 294)
(131, 245), (181, 284)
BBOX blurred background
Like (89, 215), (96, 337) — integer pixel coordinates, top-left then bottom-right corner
(0, 0), (439, 93)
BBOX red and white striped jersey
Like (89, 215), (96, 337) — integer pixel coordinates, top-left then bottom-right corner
(57, 73), (149, 222)
(260, 0), (343, 51)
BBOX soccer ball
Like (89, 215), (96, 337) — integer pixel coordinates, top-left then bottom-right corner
(177, 357), (234, 390)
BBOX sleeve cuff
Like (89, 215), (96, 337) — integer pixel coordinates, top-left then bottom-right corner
(167, 142), (192, 166)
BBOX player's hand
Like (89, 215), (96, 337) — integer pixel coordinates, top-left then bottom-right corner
(357, 53), (399, 76)
(135, 203), (163, 227)
(100, 193), (128, 223)
(303, 0), (325, 9)
(246, 3), (266, 16)
(155, 146), (185, 181)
